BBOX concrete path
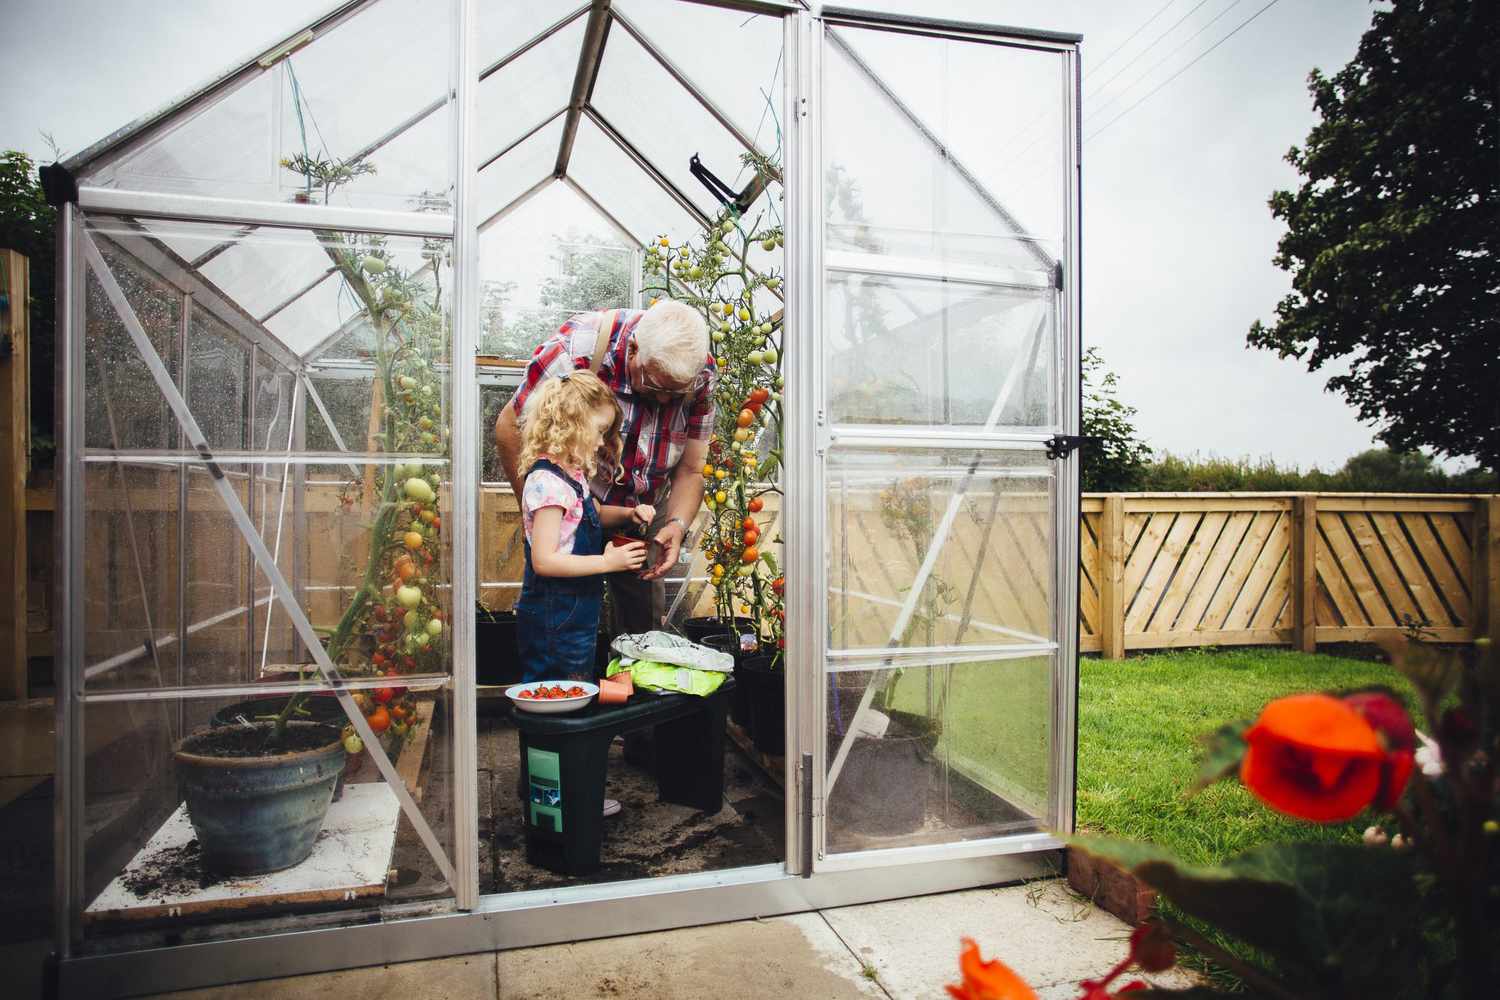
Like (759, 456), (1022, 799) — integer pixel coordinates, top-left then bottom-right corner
(145, 880), (1199, 1000)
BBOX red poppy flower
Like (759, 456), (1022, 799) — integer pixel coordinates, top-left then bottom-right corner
(946, 939), (1037, 1000)
(1240, 694), (1385, 822)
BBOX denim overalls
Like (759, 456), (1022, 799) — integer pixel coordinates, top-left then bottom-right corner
(514, 458), (605, 683)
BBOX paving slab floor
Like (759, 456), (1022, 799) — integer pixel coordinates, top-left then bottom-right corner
(130, 880), (1200, 1000)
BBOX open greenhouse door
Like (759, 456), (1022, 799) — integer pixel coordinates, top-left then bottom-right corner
(788, 11), (1080, 872)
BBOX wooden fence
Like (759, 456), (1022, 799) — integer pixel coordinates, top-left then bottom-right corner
(18, 489), (1499, 692)
(1080, 493), (1499, 658)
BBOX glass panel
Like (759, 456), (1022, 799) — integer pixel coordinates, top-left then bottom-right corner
(590, 28), (755, 218)
(475, 16), (582, 167)
(825, 272), (1054, 429)
(477, 180), (633, 361)
(567, 116), (699, 247)
(476, 0), (582, 74)
(75, 219), (459, 949)
(477, 118), (565, 225)
(826, 447), (1054, 653)
(84, 0), (453, 210)
(822, 26), (1063, 274)
(614, 0), (786, 147)
(83, 239), (180, 452)
(825, 657), (1049, 854)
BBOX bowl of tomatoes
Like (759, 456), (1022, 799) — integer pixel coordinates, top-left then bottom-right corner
(505, 680), (599, 714)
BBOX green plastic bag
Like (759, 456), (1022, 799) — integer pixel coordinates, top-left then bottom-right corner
(607, 657), (726, 697)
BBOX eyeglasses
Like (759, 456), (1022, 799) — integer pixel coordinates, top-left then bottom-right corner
(636, 368), (707, 398)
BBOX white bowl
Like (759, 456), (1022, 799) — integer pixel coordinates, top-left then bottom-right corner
(505, 680), (598, 714)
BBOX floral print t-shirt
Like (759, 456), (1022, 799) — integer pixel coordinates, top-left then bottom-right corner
(521, 462), (588, 554)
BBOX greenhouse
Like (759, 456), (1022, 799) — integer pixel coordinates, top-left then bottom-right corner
(46, 0), (1081, 993)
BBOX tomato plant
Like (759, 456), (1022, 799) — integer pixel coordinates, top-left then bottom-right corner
(642, 162), (786, 656)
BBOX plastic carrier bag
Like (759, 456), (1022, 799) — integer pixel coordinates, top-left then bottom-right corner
(605, 630), (732, 697)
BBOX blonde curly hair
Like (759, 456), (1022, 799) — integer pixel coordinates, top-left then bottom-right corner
(518, 370), (623, 482)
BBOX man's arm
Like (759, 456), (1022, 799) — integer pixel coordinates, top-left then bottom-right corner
(493, 403), (525, 500)
(640, 437), (708, 580)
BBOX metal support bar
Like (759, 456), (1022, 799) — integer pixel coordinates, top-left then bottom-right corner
(258, 267), (336, 324)
(299, 372), (362, 477)
(476, 176), (554, 235)
(586, 107), (711, 227)
(83, 595), (275, 681)
(258, 386), (300, 676)
(480, 4), (591, 82)
(555, 1), (614, 178)
(81, 231), (459, 889)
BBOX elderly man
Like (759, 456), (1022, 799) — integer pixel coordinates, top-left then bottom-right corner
(494, 299), (715, 637)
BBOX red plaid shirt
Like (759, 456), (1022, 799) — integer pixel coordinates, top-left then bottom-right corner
(511, 309), (716, 506)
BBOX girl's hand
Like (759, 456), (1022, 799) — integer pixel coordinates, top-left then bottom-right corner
(604, 540), (647, 573)
(632, 504), (656, 527)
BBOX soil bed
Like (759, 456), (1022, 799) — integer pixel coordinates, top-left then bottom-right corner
(182, 724), (341, 758)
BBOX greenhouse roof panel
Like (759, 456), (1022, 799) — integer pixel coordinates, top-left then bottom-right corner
(475, 14), (587, 174)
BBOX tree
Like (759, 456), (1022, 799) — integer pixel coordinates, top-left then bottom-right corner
(0, 150), (55, 466)
(1081, 347), (1151, 492)
(478, 235), (631, 360)
(1247, 0), (1500, 473)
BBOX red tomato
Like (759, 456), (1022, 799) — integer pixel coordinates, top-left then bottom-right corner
(736, 409), (754, 428)
(772, 576), (785, 595)
(743, 528), (759, 546)
(368, 707), (391, 733)
(742, 546), (759, 564)
(742, 516), (756, 530)
(749, 387), (770, 405)
(374, 687), (394, 704)
(748, 497), (763, 513)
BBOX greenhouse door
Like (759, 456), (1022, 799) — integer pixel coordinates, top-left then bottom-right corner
(788, 12), (1080, 872)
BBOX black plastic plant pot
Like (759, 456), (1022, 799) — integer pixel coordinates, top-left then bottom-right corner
(703, 633), (754, 728)
(679, 616), (755, 645)
(174, 721), (344, 875)
(475, 605), (522, 686)
(737, 656), (785, 757)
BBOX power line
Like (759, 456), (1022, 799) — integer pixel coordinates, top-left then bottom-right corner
(1084, 0), (1181, 81)
(1084, 0), (1248, 125)
(1086, 0), (1286, 143)
(1085, 0), (1216, 104)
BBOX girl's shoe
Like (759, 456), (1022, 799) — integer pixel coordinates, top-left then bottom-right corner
(603, 798), (621, 818)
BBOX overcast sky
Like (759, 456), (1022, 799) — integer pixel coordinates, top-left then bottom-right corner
(0, 0), (1399, 470)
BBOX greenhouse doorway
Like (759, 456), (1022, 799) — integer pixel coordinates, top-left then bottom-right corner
(48, 2), (1079, 994)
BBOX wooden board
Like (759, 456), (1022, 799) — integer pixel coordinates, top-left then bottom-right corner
(85, 783), (400, 923)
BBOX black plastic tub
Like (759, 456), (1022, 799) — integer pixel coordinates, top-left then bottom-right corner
(476, 606), (522, 686)
(703, 633), (755, 728)
(678, 616), (754, 645)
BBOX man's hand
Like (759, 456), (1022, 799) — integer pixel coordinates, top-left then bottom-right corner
(641, 517), (685, 580)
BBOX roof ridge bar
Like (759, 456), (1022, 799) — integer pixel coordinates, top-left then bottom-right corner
(610, 8), (782, 183)
(555, 1), (615, 178)
(823, 26), (1056, 271)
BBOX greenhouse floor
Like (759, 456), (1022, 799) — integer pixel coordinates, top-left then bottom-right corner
(476, 712), (785, 893)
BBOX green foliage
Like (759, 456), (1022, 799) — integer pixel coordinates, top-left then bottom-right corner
(1136, 448), (1497, 493)
(0, 150), (55, 466)
(1081, 347), (1151, 492)
(1246, 0), (1500, 473)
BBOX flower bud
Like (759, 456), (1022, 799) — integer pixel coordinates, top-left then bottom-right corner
(1128, 922), (1175, 973)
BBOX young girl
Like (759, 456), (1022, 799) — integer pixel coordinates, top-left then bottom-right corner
(514, 371), (654, 682)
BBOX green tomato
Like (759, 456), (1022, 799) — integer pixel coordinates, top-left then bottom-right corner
(343, 733), (364, 754)
(404, 610), (420, 631)
(689, 265), (703, 279)
(711, 330), (725, 344)
(737, 565), (755, 577)
(747, 351), (764, 365)
(426, 618), (444, 637)
(398, 375), (417, 390)
(736, 307), (751, 322)
(762, 347), (779, 365)
(397, 585), (423, 609)
(761, 239), (776, 252)
(360, 256), (386, 274)
(733, 427), (751, 443)
(721, 220), (735, 235)
(416, 631), (431, 649)
(404, 478), (435, 503)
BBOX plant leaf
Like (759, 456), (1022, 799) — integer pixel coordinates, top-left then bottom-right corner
(761, 550), (779, 575)
(1191, 718), (1250, 791)
(1069, 836), (1420, 988)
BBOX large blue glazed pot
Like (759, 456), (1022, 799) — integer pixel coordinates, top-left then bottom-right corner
(174, 721), (344, 875)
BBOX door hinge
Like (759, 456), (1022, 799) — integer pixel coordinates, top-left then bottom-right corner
(1053, 261), (1064, 291)
(1044, 434), (1096, 460)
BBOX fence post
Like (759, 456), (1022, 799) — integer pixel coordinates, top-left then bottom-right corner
(1, 250), (30, 700)
(1100, 494), (1125, 660)
(1294, 494), (1318, 653)
(1476, 496), (1498, 641)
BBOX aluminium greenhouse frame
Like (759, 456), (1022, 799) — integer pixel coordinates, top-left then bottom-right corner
(50, 1), (1083, 994)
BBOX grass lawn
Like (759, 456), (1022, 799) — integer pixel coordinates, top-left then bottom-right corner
(1077, 647), (1417, 861)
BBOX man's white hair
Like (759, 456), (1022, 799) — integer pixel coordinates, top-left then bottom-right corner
(634, 299), (708, 385)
